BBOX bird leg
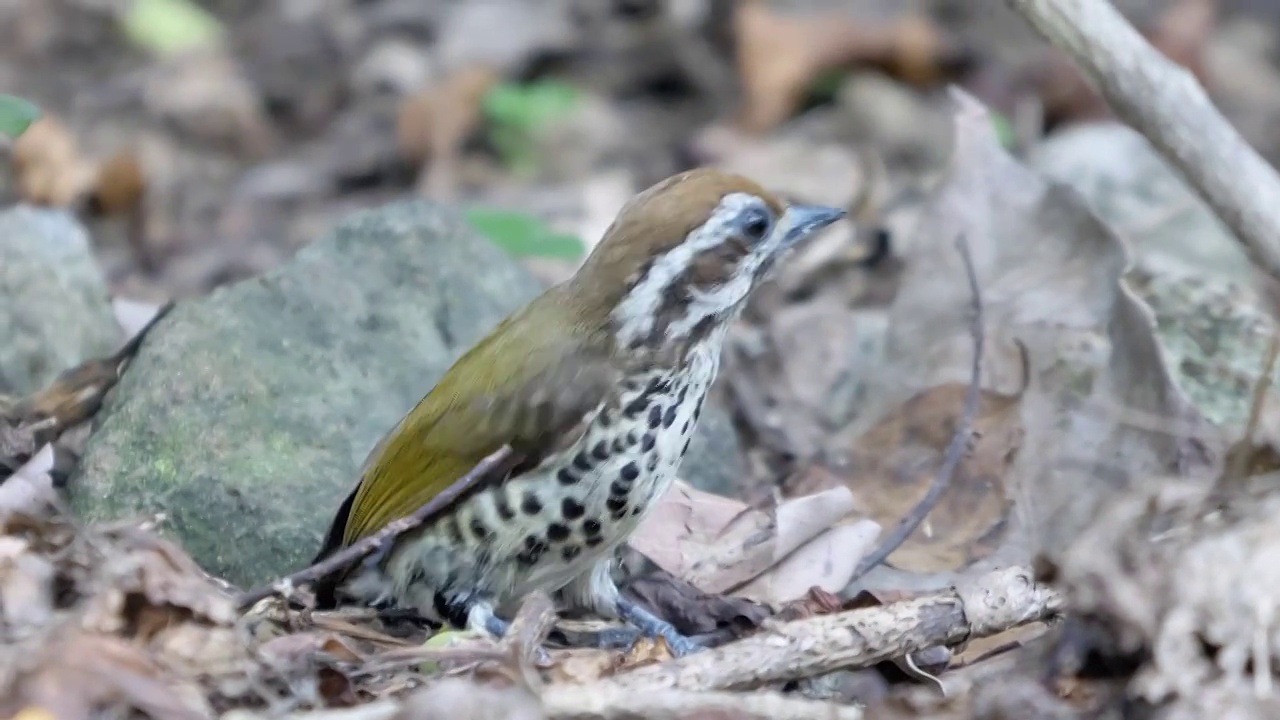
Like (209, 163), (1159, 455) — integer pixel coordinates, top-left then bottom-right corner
(558, 560), (705, 657)
(613, 595), (703, 657)
(460, 597), (554, 665)
(466, 601), (513, 639)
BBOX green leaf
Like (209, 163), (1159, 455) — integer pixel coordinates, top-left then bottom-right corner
(482, 81), (580, 131)
(481, 80), (581, 171)
(418, 629), (479, 674)
(121, 0), (224, 56)
(808, 70), (847, 102)
(0, 94), (40, 139)
(990, 111), (1016, 150)
(465, 208), (586, 261)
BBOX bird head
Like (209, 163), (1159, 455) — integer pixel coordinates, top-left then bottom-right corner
(565, 168), (847, 352)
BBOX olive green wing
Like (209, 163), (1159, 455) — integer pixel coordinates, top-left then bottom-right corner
(317, 305), (619, 556)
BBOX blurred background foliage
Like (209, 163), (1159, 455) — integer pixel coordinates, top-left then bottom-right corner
(0, 0), (1274, 299)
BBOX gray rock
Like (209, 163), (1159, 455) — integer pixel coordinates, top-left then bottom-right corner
(71, 200), (745, 588)
(0, 206), (121, 396)
(1027, 121), (1252, 284)
(1028, 122), (1275, 433)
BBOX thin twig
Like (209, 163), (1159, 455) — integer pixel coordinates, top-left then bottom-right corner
(1221, 330), (1280, 488)
(234, 445), (517, 611)
(848, 233), (985, 582)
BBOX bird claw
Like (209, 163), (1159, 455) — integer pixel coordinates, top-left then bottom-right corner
(472, 605), (555, 666)
(615, 596), (705, 658)
(660, 631), (704, 658)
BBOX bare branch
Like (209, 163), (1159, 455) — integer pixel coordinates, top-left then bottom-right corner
(611, 566), (1064, 692)
(1005, 0), (1280, 285)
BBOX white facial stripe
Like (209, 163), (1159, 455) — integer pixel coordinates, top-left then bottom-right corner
(611, 192), (759, 346)
(665, 201), (801, 340)
(666, 262), (754, 338)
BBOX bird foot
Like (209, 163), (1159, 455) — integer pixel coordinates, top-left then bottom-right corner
(467, 604), (553, 666)
(614, 597), (705, 657)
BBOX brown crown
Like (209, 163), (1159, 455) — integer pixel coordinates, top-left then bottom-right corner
(563, 168), (784, 325)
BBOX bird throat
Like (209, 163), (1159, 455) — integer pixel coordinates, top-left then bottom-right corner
(357, 326), (728, 623)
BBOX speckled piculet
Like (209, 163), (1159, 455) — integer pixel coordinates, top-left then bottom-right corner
(312, 168), (846, 655)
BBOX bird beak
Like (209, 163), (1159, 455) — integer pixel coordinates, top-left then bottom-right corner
(780, 203), (847, 248)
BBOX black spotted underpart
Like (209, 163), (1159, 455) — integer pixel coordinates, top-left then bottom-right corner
(366, 346), (721, 627)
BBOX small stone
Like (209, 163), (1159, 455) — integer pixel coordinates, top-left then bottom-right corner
(0, 207), (120, 395)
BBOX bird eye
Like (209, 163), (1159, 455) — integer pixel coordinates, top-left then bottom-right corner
(740, 207), (772, 242)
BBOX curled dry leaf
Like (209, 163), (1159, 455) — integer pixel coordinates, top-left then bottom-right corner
(629, 479), (877, 604)
(80, 526), (237, 637)
(848, 89), (1217, 590)
(255, 632), (365, 707)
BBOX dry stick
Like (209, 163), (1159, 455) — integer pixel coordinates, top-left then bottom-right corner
(540, 684), (866, 720)
(1221, 331), (1280, 488)
(269, 689), (865, 720)
(1005, 0), (1280, 285)
(352, 591), (559, 678)
(611, 565), (1063, 692)
(848, 234), (985, 583)
(234, 445), (516, 611)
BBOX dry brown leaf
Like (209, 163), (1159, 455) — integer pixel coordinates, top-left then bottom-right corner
(82, 527), (237, 636)
(630, 479), (875, 603)
(2, 631), (212, 720)
(10, 115), (97, 207)
(546, 647), (623, 685)
(788, 367), (1026, 574)
(621, 636), (676, 667)
(734, 1), (969, 133)
(151, 623), (249, 681)
(395, 64), (502, 199)
(88, 148), (148, 218)
(621, 569), (770, 638)
(949, 621), (1050, 668)
(851, 89), (1217, 591)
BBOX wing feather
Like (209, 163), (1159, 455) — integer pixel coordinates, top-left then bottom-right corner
(316, 301), (618, 556)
